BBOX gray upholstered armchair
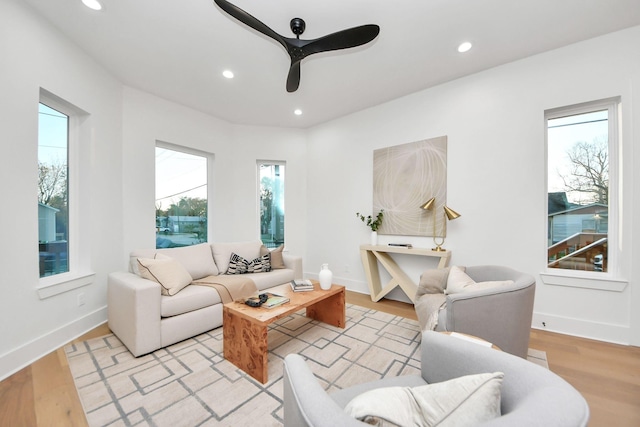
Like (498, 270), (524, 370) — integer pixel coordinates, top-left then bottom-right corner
(414, 265), (536, 358)
(283, 331), (589, 427)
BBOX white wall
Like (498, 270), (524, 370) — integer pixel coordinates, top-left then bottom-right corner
(0, 0), (124, 378)
(306, 26), (639, 346)
(121, 88), (308, 261)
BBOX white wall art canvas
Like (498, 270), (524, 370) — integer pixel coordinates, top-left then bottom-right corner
(374, 136), (447, 236)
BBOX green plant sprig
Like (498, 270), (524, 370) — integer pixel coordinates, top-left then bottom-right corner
(356, 209), (384, 231)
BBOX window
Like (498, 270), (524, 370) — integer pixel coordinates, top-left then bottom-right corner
(259, 162), (285, 248)
(38, 102), (69, 277)
(546, 98), (619, 274)
(155, 144), (208, 249)
(37, 90), (94, 297)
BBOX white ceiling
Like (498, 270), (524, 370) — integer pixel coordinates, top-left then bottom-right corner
(24, 0), (640, 128)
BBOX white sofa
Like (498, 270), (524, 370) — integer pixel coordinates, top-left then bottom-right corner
(108, 241), (302, 356)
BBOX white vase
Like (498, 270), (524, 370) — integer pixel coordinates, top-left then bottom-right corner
(370, 231), (378, 246)
(319, 263), (333, 290)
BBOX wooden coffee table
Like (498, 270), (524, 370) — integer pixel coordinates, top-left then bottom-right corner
(223, 281), (345, 383)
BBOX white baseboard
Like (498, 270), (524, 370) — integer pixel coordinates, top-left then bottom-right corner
(306, 272), (370, 294)
(0, 306), (108, 382)
(306, 272), (632, 346)
(532, 311), (630, 345)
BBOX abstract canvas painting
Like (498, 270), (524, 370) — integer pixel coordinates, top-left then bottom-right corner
(373, 136), (447, 236)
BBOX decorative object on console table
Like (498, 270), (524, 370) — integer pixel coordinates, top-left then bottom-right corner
(388, 243), (412, 248)
(356, 210), (384, 246)
(360, 244), (451, 302)
(420, 197), (461, 251)
(318, 263), (333, 290)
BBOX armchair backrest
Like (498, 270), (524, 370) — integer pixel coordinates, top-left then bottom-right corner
(283, 353), (369, 427)
(465, 265), (533, 288)
(283, 331), (589, 427)
(421, 331), (589, 427)
(443, 265), (536, 358)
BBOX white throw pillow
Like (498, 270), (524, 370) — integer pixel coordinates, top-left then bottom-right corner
(344, 372), (504, 427)
(445, 266), (514, 294)
(137, 256), (193, 296)
(463, 280), (514, 292)
(265, 244), (286, 269)
(445, 266), (475, 294)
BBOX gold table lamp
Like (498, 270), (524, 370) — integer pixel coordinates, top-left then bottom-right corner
(420, 198), (461, 251)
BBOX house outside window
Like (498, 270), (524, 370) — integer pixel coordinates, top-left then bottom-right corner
(38, 102), (69, 277)
(259, 162), (285, 248)
(155, 144), (209, 249)
(546, 98), (619, 274)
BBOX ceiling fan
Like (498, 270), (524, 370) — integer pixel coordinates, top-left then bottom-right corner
(213, 0), (380, 92)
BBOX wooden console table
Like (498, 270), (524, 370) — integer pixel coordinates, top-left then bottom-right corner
(359, 244), (451, 303)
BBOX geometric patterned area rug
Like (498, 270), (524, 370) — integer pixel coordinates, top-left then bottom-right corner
(65, 304), (547, 426)
(65, 304), (423, 427)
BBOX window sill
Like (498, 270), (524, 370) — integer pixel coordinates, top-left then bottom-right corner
(37, 271), (95, 299)
(540, 272), (628, 292)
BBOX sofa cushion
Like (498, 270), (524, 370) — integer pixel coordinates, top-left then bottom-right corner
(130, 243), (218, 279)
(130, 249), (157, 275)
(248, 269), (296, 291)
(344, 372), (504, 427)
(160, 284), (221, 317)
(158, 243), (219, 279)
(212, 240), (263, 274)
(262, 244), (285, 269)
(137, 255), (193, 296)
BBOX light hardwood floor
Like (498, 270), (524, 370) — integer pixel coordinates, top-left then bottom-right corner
(1, 292), (639, 426)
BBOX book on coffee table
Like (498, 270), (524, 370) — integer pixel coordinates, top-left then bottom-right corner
(263, 293), (290, 308)
(290, 279), (314, 292)
(246, 292), (290, 308)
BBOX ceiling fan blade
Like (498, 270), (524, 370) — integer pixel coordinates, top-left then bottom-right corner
(286, 61), (301, 93)
(214, 0), (287, 50)
(302, 24), (380, 57)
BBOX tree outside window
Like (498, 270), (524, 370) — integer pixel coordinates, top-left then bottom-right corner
(155, 145), (208, 249)
(259, 163), (285, 248)
(547, 102), (617, 273)
(38, 103), (69, 277)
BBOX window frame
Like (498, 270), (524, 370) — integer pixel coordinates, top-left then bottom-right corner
(541, 97), (626, 291)
(257, 160), (286, 248)
(37, 89), (94, 298)
(155, 141), (214, 247)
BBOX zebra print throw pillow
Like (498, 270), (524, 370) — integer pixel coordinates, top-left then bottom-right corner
(227, 252), (272, 274)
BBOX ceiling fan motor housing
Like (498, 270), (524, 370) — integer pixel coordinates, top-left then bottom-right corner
(290, 17), (305, 37)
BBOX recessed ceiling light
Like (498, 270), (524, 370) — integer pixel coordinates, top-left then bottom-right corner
(294, 109), (302, 116)
(457, 42), (472, 53)
(82, 0), (103, 11)
(222, 70), (234, 79)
